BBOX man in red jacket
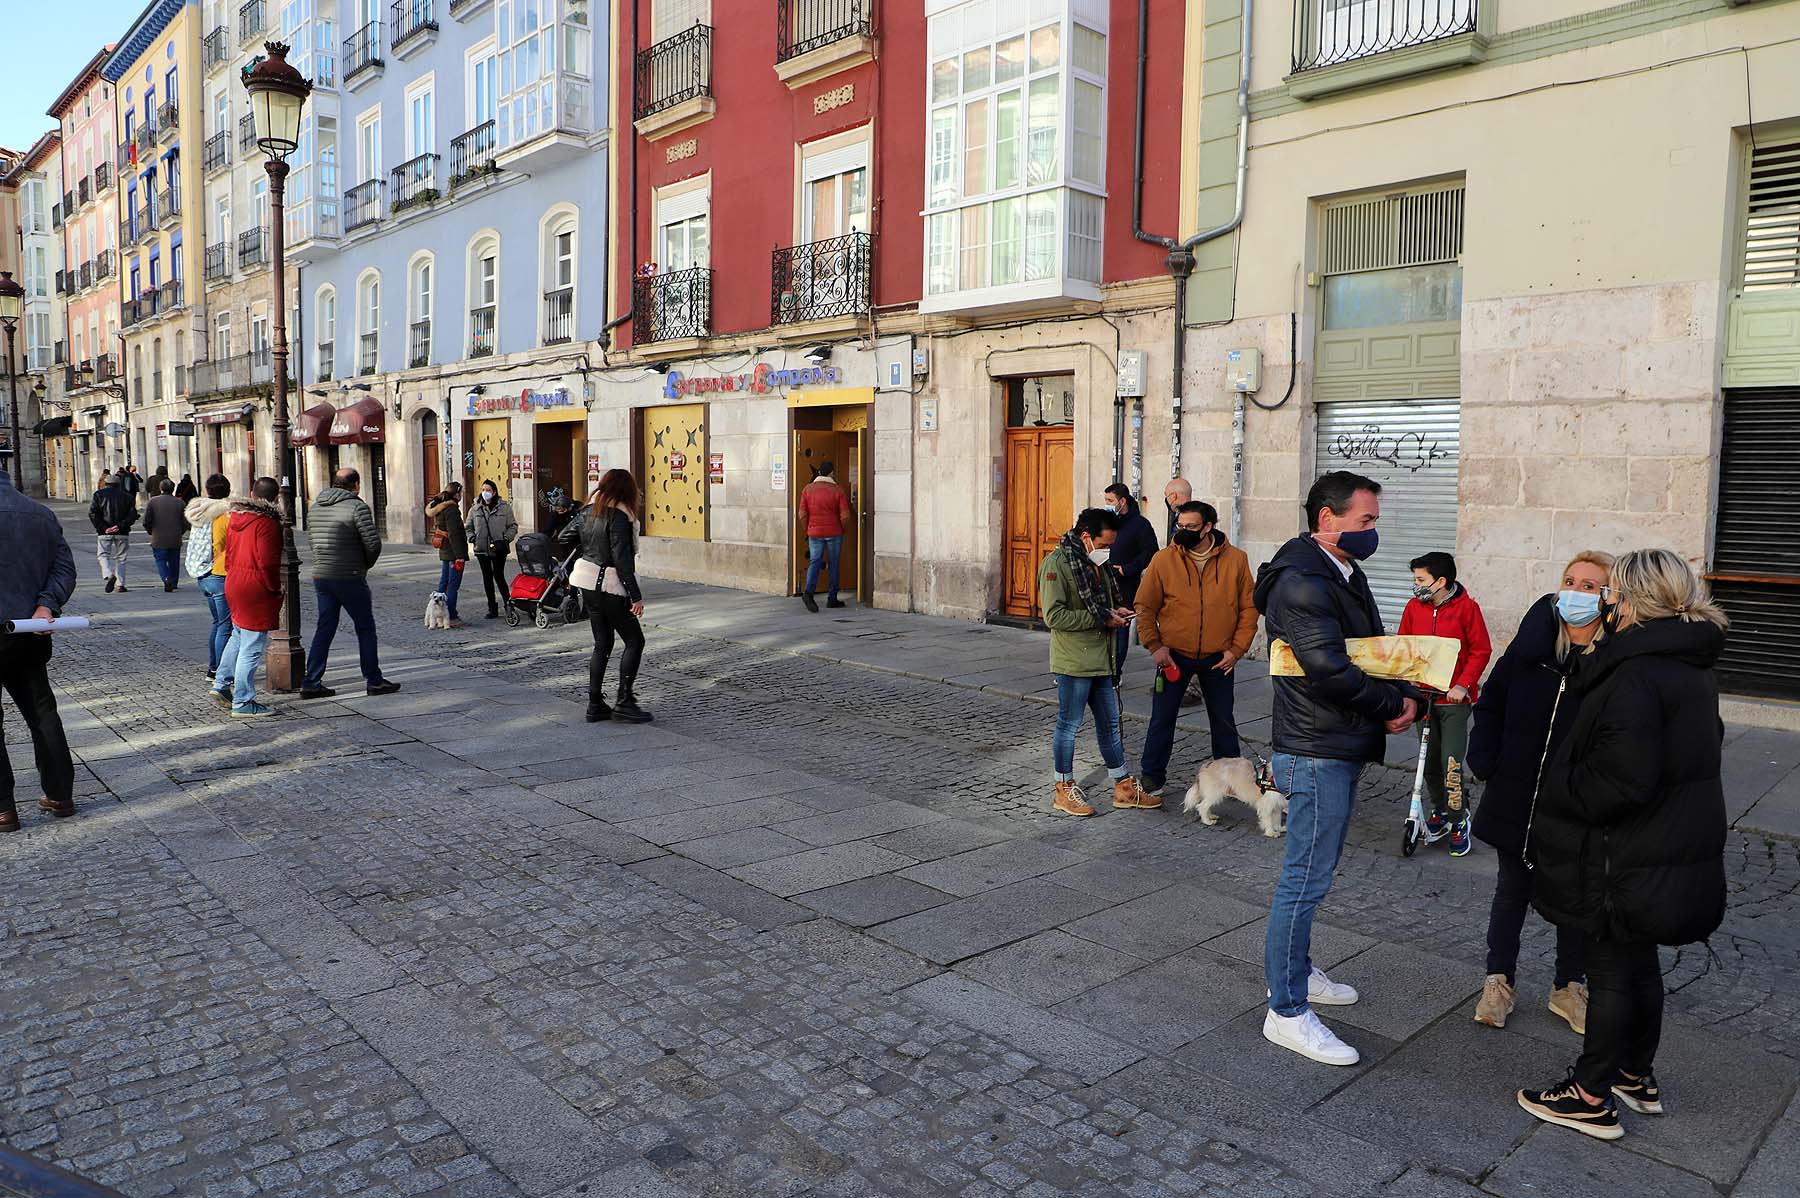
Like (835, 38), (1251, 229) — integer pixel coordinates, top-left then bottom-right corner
(796, 461), (853, 613)
(1398, 551), (1492, 856)
(210, 477), (285, 717)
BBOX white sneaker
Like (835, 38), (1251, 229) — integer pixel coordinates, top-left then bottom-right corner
(1263, 1008), (1360, 1066)
(1266, 966), (1360, 1007)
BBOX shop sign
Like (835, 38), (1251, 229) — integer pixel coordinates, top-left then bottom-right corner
(193, 405), (253, 426)
(662, 362), (843, 400)
(707, 451), (724, 484)
(156, 424), (168, 449)
(168, 420), (196, 436)
(466, 386), (576, 416)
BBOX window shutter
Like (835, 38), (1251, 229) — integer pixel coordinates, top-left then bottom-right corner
(1744, 140), (1800, 292)
(1319, 183), (1464, 276)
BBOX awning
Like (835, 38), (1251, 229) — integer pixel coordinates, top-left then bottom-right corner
(194, 403), (255, 426)
(33, 416), (73, 436)
(291, 403), (337, 447)
(329, 396), (386, 445)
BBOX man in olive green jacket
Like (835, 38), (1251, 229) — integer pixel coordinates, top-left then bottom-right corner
(1038, 508), (1159, 818)
(300, 467), (399, 700)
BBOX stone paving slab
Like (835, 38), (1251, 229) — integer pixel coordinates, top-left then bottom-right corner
(869, 877), (1102, 964)
(724, 841), (916, 897)
(1175, 1005), (1402, 1110)
(894, 975), (1145, 1084)
(1062, 882), (1266, 961)
(1484, 1129), (1717, 1198)
(1051, 946), (1269, 1056)
(953, 929), (1144, 1007)
(792, 874), (955, 928)
(894, 838), (1086, 897)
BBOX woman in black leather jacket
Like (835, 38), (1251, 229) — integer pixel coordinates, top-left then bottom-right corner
(558, 469), (651, 724)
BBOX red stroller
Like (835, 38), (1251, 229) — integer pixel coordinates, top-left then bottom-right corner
(506, 533), (585, 629)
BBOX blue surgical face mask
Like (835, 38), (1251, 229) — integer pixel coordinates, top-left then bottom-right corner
(1556, 589), (1602, 628)
(1332, 528), (1379, 560)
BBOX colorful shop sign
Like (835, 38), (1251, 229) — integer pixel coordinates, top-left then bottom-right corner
(466, 386), (577, 416)
(661, 362), (843, 400)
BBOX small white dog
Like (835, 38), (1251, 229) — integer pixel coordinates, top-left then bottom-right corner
(423, 591), (451, 630)
(1183, 757), (1288, 838)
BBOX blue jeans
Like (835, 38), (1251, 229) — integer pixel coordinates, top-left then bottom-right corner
(1052, 674), (1127, 782)
(1265, 753), (1365, 1016)
(213, 626), (271, 709)
(437, 560), (465, 619)
(305, 578), (384, 689)
(198, 574), (231, 675)
(805, 535), (843, 599)
(153, 547), (181, 587)
(1138, 650), (1241, 790)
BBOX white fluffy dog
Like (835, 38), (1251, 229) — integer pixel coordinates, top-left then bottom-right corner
(1183, 757), (1288, 837)
(423, 592), (451, 630)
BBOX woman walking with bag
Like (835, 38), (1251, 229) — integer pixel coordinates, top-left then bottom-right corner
(1517, 548), (1728, 1141)
(469, 480), (518, 619)
(560, 469), (651, 724)
(425, 482), (469, 627)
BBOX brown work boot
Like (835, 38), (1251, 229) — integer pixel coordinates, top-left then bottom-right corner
(37, 796), (76, 819)
(1053, 782), (1096, 817)
(1112, 776), (1162, 810)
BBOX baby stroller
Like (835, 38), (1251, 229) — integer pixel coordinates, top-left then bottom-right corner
(507, 533), (586, 629)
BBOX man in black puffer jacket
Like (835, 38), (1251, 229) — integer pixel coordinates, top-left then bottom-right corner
(1252, 470), (1420, 1068)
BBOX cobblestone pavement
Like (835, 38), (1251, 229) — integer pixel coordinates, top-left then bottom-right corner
(4, 513), (1798, 1197)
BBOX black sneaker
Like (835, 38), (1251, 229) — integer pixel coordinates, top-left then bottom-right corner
(1611, 1072), (1663, 1116)
(801, 593), (819, 613)
(366, 680), (402, 697)
(104, 577), (116, 593)
(1518, 1075), (1624, 1140)
(298, 686), (337, 700)
(826, 597), (846, 609)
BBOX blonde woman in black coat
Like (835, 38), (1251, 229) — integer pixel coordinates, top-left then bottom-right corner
(1517, 549), (1727, 1141)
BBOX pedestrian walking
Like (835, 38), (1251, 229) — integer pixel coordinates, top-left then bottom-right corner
(562, 468), (652, 724)
(146, 465), (169, 500)
(174, 472), (198, 503)
(142, 478), (189, 592)
(796, 461), (853, 613)
(425, 482), (469, 627)
(119, 464), (143, 505)
(211, 477), (284, 718)
(87, 470), (137, 593)
(1039, 507), (1155, 817)
(300, 468), (400, 700)
(184, 475), (233, 682)
(1101, 483), (1158, 684)
(1467, 551), (1612, 1035)
(469, 479), (519, 620)
(1254, 471), (1421, 1066)
(0, 466), (79, 833)
(1134, 500), (1258, 800)
(1397, 551), (1493, 857)
(1517, 549), (1727, 1141)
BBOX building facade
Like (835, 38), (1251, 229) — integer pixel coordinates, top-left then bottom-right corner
(3, 135), (64, 496)
(294, 0), (610, 545)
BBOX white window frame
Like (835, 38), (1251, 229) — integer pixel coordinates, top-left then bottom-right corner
(538, 204), (578, 344)
(798, 126), (872, 246)
(465, 37), (497, 130)
(466, 230), (500, 357)
(355, 105), (382, 186)
(408, 250), (434, 365)
(214, 310), (233, 359)
(651, 0), (710, 43)
(357, 268), (382, 373)
(404, 74), (435, 161)
(316, 284), (337, 377)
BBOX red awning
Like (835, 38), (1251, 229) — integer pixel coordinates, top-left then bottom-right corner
(291, 403), (337, 447)
(329, 396), (387, 445)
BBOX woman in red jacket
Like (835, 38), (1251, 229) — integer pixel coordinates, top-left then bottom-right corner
(210, 477), (286, 717)
(1399, 551), (1492, 856)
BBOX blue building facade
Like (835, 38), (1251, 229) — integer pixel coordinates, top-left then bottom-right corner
(290, 0), (608, 543)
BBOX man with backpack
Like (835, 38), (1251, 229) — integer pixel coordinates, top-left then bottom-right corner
(300, 467), (399, 700)
(184, 474), (233, 682)
(87, 471), (137, 593)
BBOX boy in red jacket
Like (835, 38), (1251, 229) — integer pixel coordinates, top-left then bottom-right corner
(1399, 551), (1492, 856)
(210, 477), (286, 717)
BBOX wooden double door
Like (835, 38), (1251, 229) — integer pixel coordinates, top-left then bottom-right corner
(1002, 426), (1074, 619)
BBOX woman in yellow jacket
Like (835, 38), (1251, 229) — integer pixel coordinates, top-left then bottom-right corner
(182, 474), (234, 681)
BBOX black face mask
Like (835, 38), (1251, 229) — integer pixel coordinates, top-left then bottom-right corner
(1172, 528), (1204, 550)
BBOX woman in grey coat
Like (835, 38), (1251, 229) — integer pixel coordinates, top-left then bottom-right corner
(468, 480), (519, 619)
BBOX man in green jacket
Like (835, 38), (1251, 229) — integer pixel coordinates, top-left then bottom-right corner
(1039, 508), (1159, 817)
(300, 467), (400, 700)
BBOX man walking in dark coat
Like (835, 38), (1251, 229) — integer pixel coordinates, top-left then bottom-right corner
(88, 471), (137, 593)
(0, 467), (79, 832)
(142, 478), (189, 592)
(300, 468), (399, 700)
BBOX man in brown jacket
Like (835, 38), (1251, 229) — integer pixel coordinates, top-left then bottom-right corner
(1134, 500), (1259, 798)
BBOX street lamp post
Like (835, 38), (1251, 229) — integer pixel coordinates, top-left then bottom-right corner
(0, 271), (24, 493)
(243, 43), (313, 692)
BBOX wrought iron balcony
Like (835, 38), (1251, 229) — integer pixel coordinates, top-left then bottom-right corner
(125, 214), (143, 244)
(358, 331), (379, 376)
(449, 121), (498, 186)
(469, 305), (496, 357)
(77, 176), (91, 206)
(95, 249), (115, 281)
(203, 25), (230, 70)
(54, 270), (67, 296)
(157, 188), (180, 228)
(238, 226), (269, 269)
(51, 202), (63, 229)
(316, 340), (335, 382)
(409, 318), (431, 367)
(635, 24), (712, 121)
(777, 0), (870, 63)
(135, 119), (157, 150)
(1291, 0), (1479, 73)
(238, 0), (266, 44)
(390, 153), (440, 211)
(95, 162), (112, 192)
(204, 131), (231, 173)
(78, 261), (93, 291)
(205, 242), (230, 281)
(345, 21), (384, 82)
(543, 287), (573, 345)
(63, 189), (75, 214)
(116, 140), (134, 171)
(159, 279), (183, 311)
(633, 267), (712, 344)
(191, 349), (276, 396)
(158, 99), (179, 138)
(344, 179), (384, 231)
(448, 0), (483, 14)
(772, 231), (872, 325)
(392, 0), (437, 52)
(239, 113), (258, 151)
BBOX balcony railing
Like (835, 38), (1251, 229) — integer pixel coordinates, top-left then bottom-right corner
(448, 0), (482, 14)
(117, 140), (134, 170)
(157, 188), (180, 228)
(635, 24), (712, 121)
(633, 267), (712, 343)
(203, 25), (230, 70)
(238, 226), (269, 268)
(772, 231), (872, 325)
(449, 121), (498, 185)
(238, 0), (266, 44)
(51, 203), (63, 230)
(317, 340), (335, 382)
(240, 113), (258, 151)
(159, 279), (183, 311)
(135, 119), (157, 150)
(1291, 0), (1479, 73)
(204, 131), (231, 172)
(95, 249), (115, 280)
(63, 189), (75, 215)
(95, 162), (112, 192)
(392, 0), (437, 51)
(78, 261), (94, 291)
(409, 318), (431, 367)
(344, 179), (384, 231)
(358, 331), (379, 375)
(158, 100), (179, 138)
(191, 349), (276, 396)
(125, 214), (144, 244)
(542, 287), (573, 344)
(777, 0), (870, 63)
(205, 242), (229, 280)
(469, 305), (495, 357)
(77, 176), (92, 206)
(390, 152), (440, 210)
(54, 270), (68, 296)
(345, 21), (384, 81)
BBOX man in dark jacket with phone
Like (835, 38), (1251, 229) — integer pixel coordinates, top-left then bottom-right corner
(1253, 470), (1420, 1068)
(300, 467), (399, 700)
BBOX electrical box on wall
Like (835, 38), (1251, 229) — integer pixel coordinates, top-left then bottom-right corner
(1116, 349), (1146, 397)
(912, 347), (931, 377)
(1226, 348), (1262, 393)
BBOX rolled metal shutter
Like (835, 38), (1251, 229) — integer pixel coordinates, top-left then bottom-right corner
(1710, 387), (1800, 698)
(1314, 398), (1462, 629)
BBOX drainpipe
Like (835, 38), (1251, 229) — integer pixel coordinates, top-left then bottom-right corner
(1133, 0), (1253, 498)
(601, 0), (641, 352)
